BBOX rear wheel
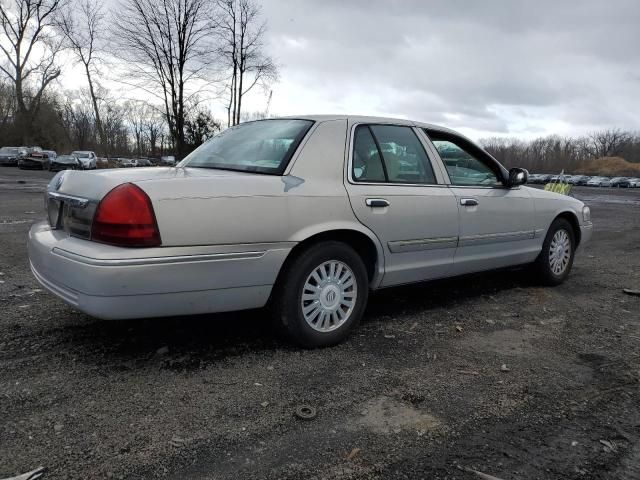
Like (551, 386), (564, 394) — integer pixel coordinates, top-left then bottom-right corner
(534, 218), (575, 285)
(272, 241), (369, 348)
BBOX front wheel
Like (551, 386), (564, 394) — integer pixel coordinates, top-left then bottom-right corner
(533, 218), (576, 286)
(272, 241), (369, 348)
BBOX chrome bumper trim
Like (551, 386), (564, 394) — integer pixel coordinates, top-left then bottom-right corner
(51, 248), (266, 266)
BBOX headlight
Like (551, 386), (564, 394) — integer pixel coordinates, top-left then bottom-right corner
(582, 206), (591, 222)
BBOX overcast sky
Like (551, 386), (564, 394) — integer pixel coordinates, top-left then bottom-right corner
(247, 0), (640, 140)
(59, 0), (640, 141)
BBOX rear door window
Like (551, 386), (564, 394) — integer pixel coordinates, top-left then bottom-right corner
(352, 125), (436, 184)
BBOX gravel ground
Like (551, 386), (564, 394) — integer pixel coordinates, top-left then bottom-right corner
(1, 168), (639, 480)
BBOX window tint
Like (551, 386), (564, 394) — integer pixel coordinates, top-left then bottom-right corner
(429, 136), (500, 186)
(352, 125), (436, 184)
(353, 126), (386, 182)
(180, 119), (313, 174)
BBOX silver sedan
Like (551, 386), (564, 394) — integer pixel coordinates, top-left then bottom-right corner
(28, 115), (593, 347)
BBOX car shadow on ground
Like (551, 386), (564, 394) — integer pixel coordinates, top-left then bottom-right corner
(365, 266), (532, 320)
(47, 266), (534, 372)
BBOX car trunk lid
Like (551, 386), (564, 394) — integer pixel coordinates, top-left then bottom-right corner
(46, 167), (274, 242)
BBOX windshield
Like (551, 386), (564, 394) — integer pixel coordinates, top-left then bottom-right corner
(72, 152), (90, 158)
(179, 119), (314, 174)
(0, 147), (18, 154)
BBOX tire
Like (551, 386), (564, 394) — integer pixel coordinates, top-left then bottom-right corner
(272, 241), (369, 348)
(533, 218), (576, 286)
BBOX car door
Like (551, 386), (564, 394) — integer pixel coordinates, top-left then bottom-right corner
(344, 122), (460, 287)
(423, 129), (538, 275)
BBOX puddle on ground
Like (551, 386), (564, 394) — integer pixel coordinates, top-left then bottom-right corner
(355, 396), (441, 434)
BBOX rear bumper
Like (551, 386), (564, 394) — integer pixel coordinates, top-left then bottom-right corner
(28, 221), (292, 320)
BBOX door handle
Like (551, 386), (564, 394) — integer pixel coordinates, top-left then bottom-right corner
(365, 198), (390, 208)
(460, 198), (479, 207)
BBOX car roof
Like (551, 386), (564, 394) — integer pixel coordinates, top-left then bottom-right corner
(278, 114), (461, 135)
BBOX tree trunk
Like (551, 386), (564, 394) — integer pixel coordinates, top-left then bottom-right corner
(236, 72), (243, 125)
(85, 63), (105, 154)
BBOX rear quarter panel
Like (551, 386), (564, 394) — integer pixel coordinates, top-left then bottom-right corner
(141, 120), (375, 249)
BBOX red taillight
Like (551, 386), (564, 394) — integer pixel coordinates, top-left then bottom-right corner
(91, 183), (161, 247)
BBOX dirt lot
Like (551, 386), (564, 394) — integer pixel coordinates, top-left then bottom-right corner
(1, 167), (639, 480)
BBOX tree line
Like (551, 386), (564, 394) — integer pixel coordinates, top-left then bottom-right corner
(481, 129), (640, 174)
(0, 0), (276, 159)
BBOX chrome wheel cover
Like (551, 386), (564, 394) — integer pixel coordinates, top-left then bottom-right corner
(301, 260), (357, 332)
(549, 229), (571, 275)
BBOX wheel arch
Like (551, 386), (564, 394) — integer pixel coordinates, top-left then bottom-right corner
(276, 226), (385, 291)
(553, 210), (582, 247)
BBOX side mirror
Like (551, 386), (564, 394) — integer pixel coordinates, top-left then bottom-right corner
(508, 167), (528, 187)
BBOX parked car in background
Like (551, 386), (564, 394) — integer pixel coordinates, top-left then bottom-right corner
(18, 151), (51, 170)
(618, 177), (640, 188)
(43, 150), (57, 161)
(28, 115), (593, 347)
(586, 176), (608, 187)
(135, 159), (153, 167)
(160, 155), (176, 166)
(609, 177), (628, 187)
(600, 178), (613, 187)
(119, 158), (137, 168)
(49, 154), (81, 172)
(71, 151), (97, 170)
(569, 175), (591, 185)
(527, 173), (544, 184)
(535, 174), (553, 184)
(0, 146), (24, 166)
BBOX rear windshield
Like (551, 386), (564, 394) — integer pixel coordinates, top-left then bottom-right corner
(0, 147), (18, 154)
(179, 119), (314, 174)
(72, 152), (90, 158)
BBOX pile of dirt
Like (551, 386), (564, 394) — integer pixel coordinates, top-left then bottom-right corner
(577, 156), (640, 176)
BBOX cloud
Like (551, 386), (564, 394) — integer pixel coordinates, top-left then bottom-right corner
(255, 0), (640, 139)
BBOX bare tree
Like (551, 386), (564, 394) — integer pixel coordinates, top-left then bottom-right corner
(61, 90), (96, 150)
(0, 0), (65, 142)
(587, 129), (631, 158)
(58, 0), (106, 150)
(114, 0), (215, 157)
(0, 79), (16, 129)
(124, 100), (148, 157)
(216, 0), (277, 127)
(142, 108), (165, 157)
(101, 102), (129, 155)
